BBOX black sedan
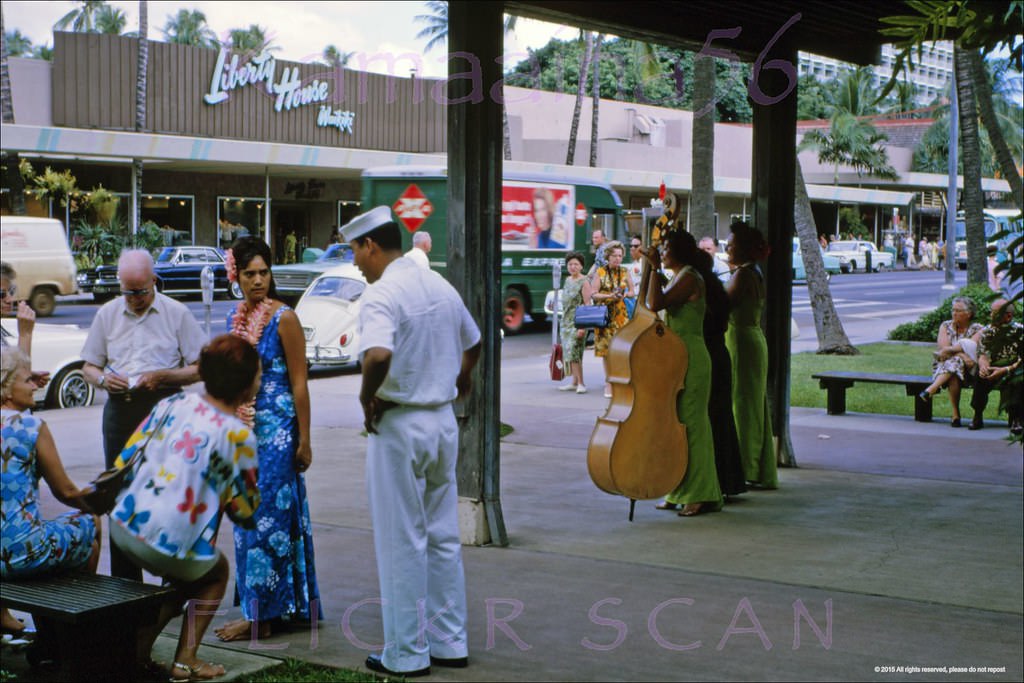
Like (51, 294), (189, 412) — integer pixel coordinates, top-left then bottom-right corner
(79, 246), (243, 302)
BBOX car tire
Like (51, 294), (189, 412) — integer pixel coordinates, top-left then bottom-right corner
(29, 286), (57, 317)
(48, 364), (95, 409)
(850, 260), (858, 272)
(502, 288), (527, 335)
(229, 281), (244, 299)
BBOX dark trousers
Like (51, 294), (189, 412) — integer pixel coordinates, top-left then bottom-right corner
(102, 390), (177, 580)
(971, 373), (1024, 424)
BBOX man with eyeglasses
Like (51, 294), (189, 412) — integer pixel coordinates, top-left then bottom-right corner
(80, 249), (204, 580)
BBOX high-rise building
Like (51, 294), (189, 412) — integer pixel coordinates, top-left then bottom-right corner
(799, 42), (954, 110)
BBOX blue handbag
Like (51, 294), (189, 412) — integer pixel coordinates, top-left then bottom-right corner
(574, 304), (610, 329)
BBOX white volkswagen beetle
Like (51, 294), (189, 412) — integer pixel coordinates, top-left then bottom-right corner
(295, 264), (368, 369)
(1, 319), (95, 409)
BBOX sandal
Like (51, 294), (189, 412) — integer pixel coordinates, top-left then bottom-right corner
(170, 660), (226, 682)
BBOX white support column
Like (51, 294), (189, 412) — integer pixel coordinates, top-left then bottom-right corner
(264, 170), (272, 253)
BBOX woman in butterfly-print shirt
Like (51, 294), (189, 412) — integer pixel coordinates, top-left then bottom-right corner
(109, 335), (260, 683)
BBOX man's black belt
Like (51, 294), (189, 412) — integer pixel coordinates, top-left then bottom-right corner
(107, 387), (181, 404)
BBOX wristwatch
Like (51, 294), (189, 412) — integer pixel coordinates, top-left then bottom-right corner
(98, 373), (106, 388)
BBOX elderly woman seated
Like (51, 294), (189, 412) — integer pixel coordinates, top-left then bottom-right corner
(108, 334), (261, 682)
(1, 348), (101, 638)
(918, 296), (984, 427)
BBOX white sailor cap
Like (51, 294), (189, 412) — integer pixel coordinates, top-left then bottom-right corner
(340, 205), (394, 241)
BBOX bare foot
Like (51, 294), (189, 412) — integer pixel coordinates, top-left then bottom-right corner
(0, 608), (27, 635)
(214, 619), (270, 642)
(171, 659), (226, 681)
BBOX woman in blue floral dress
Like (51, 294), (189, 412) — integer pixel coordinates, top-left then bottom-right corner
(1, 348), (99, 580)
(215, 237), (322, 642)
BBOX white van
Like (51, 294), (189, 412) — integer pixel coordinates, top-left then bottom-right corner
(0, 216), (78, 316)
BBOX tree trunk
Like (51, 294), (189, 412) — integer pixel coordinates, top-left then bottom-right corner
(691, 53), (715, 237)
(502, 105), (512, 161)
(954, 46), (986, 284)
(566, 32), (593, 166)
(0, 6), (26, 215)
(133, 1), (148, 236)
(795, 161), (858, 354)
(967, 49), (1022, 212)
(588, 34), (602, 168)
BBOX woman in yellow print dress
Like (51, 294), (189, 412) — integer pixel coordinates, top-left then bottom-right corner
(592, 241), (634, 398)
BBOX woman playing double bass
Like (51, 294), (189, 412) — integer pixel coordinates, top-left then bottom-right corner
(644, 230), (723, 517)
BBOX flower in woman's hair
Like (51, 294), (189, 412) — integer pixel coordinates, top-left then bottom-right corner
(225, 248), (237, 283)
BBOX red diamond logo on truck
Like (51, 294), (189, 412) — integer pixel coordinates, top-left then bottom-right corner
(393, 184), (434, 233)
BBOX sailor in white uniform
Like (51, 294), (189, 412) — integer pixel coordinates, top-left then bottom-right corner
(342, 206), (481, 678)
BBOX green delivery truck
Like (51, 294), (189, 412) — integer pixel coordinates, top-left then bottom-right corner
(361, 165), (626, 333)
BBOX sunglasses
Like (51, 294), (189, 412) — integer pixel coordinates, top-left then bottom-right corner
(2, 286), (16, 298)
(121, 288), (152, 297)
(630, 243), (642, 248)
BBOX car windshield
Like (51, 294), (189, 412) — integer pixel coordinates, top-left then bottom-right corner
(307, 276), (365, 301)
(317, 244), (354, 262)
(156, 248), (176, 263)
(828, 241), (857, 251)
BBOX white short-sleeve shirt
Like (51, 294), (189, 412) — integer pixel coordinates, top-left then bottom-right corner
(404, 247), (430, 270)
(358, 257), (480, 406)
(81, 292), (204, 378)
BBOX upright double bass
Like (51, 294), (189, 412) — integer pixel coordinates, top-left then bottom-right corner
(586, 194), (689, 520)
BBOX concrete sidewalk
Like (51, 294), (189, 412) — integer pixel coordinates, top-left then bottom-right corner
(8, 347), (1023, 682)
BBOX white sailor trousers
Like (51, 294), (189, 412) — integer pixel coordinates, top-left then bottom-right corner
(367, 403), (468, 672)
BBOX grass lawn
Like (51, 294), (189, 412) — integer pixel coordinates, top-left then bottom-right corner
(790, 342), (1004, 422)
(240, 659), (376, 682)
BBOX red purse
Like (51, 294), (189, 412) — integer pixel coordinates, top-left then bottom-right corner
(549, 343), (565, 381)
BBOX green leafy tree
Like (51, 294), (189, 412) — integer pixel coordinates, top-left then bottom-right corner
(797, 74), (837, 120)
(3, 30), (31, 56)
(161, 9), (219, 49)
(33, 44), (53, 61)
(54, 0), (108, 33)
(799, 112), (899, 187)
(320, 45), (353, 68)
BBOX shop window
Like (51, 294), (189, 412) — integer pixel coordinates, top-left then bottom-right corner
(142, 195), (195, 246)
(218, 197), (265, 248)
(337, 200), (362, 235)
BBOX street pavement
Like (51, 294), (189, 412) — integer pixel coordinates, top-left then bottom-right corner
(5, 335), (1022, 682)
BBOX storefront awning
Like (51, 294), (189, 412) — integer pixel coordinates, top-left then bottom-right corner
(805, 184), (916, 207)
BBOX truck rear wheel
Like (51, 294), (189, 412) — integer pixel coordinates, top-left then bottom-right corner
(502, 289), (527, 335)
(29, 286), (57, 317)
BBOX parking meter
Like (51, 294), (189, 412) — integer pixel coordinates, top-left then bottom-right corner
(200, 266), (215, 338)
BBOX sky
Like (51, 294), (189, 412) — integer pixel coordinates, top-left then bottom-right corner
(2, 0), (574, 78)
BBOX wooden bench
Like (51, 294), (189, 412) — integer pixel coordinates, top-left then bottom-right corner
(811, 371), (934, 422)
(0, 573), (177, 681)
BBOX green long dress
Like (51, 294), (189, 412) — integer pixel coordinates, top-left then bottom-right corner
(724, 264), (778, 489)
(663, 267), (723, 509)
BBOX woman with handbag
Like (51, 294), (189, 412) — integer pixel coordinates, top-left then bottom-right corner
(558, 252), (593, 394)
(108, 334), (261, 683)
(1, 348), (100, 581)
(591, 241), (634, 398)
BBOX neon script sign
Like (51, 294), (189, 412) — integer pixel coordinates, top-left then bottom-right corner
(203, 49), (354, 133)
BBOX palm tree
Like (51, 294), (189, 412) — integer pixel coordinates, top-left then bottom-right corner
(1, 5), (26, 214)
(588, 34), (603, 167)
(320, 45), (353, 68)
(690, 52), (715, 238)
(413, 0), (448, 53)
(94, 5), (127, 35)
(54, 0), (107, 33)
(954, 45), (986, 285)
(3, 30), (32, 56)
(566, 31), (594, 165)
(967, 49), (1023, 211)
(161, 9), (218, 49)
(800, 112), (898, 188)
(133, 1), (148, 236)
(33, 45), (53, 61)
(227, 25), (277, 55)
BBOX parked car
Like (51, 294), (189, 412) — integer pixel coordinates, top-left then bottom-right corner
(1, 319), (95, 409)
(79, 246), (242, 301)
(825, 240), (894, 273)
(295, 264), (367, 368)
(792, 238), (842, 282)
(272, 243), (355, 302)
